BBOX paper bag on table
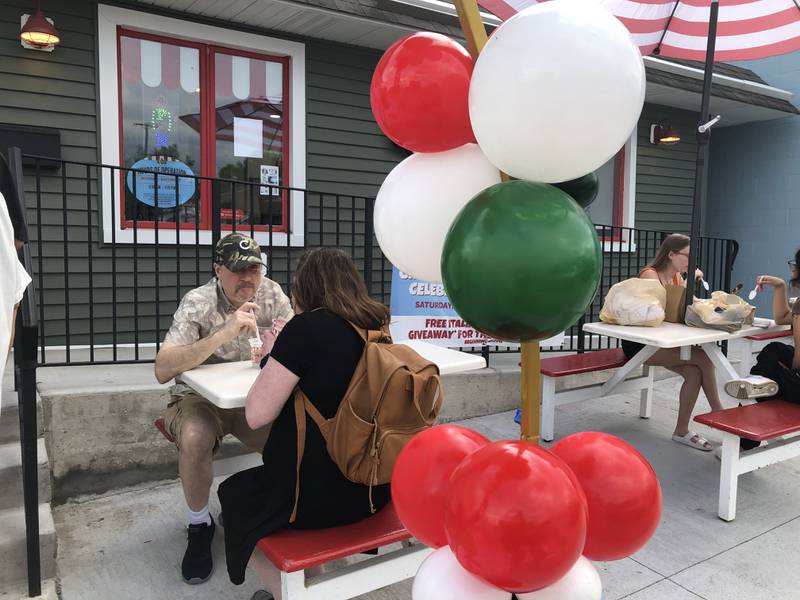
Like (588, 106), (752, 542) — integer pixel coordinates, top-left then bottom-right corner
(599, 278), (666, 327)
(663, 283), (686, 323)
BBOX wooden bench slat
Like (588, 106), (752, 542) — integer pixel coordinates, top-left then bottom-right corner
(540, 348), (627, 378)
(256, 503), (410, 573)
(695, 400), (800, 442)
(744, 330), (792, 342)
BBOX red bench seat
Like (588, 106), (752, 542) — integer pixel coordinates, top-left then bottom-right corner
(695, 400), (800, 442)
(256, 502), (410, 573)
(744, 330), (792, 342)
(540, 348), (628, 378)
(694, 399), (800, 521)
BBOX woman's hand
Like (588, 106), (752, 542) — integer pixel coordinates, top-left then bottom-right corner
(756, 275), (786, 292)
(260, 329), (278, 355)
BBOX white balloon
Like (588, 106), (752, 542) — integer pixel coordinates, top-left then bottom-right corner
(469, 0), (645, 183)
(517, 556), (603, 600)
(374, 144), (501, 282)
(413, 546), (512, 600)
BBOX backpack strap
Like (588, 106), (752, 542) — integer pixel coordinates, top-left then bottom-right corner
(289, 388), (329, 523)
(346, 321), (391, 344)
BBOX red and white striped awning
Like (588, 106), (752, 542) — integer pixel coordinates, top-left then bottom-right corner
(120, 36), (283, 102)
(476, 0), (800, 61)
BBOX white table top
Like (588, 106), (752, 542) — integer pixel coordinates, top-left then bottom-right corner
(583, 317), (789, 348)
(180, 339), (487, 409)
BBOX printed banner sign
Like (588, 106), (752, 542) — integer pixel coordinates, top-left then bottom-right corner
(389, 268), (563, 348)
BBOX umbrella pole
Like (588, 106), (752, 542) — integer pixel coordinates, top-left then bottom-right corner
(452, 0), (540, 443)
(686, 0), (719, 308)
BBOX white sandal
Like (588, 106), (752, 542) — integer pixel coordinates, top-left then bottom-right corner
(672, 431), (713, 452)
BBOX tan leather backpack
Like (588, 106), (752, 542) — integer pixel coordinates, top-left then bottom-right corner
(290, 325), (443, 521)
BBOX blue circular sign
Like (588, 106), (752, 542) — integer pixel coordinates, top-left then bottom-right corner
(126, 158), (196, 208)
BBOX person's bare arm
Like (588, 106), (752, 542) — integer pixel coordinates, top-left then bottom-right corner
(8, 303), (18, 353)
(791, 315), (800, 370)
(756, 276), (792, 325)
(154, 301), (259, 383)
(154, 334), (229, 384)
(245, 357), (300, 429)
(640, 269), (659, 281)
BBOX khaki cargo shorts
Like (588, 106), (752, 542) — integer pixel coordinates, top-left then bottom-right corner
(162, 389), (270, 453)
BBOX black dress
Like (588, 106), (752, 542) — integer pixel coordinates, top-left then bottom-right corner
(218, 309), (391, 584)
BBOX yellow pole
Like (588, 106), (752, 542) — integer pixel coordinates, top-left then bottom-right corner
(519, 341), (540, 442)
(452, 0), (539, 444)
(452, 0), (489, 58)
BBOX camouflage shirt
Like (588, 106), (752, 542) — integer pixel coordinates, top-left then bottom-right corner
(164, 277), (293, 391)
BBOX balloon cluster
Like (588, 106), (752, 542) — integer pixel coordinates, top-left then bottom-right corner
(392, 426), (662, 599)
(371, 1), (645, 342)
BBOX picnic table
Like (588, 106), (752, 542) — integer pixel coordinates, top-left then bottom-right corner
(181, 339), (486, 409)
(582, 317), (790, 402)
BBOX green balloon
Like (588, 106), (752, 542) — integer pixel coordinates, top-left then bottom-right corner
(441, 180), (602, 342)
(554, 172), (599, 208)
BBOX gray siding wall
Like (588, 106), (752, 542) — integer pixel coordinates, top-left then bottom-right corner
(635, 104), (703, 234)
(1, 1), (406, 353)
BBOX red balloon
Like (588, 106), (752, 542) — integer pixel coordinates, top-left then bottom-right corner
(370, 33), (476, 152)
(551, 432), (662, 561)
(391, 425), (489, 548)
(444, 441), (587, 593)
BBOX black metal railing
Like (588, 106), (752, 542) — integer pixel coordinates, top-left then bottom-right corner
(8, 148), (41, 598)
(19, 152), (388, 366)
(17, 151), (738, 364)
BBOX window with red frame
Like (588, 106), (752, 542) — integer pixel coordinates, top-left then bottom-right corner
(585, 148), (625, 232)
(118, 28), (289, 232)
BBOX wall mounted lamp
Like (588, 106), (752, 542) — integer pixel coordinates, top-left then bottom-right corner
(649, 123), (680, 146)
(20, 1), (60, 52)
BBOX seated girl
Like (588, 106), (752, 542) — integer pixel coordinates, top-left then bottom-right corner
(217, 248), (392, 599)
(623, 234), (723, 451)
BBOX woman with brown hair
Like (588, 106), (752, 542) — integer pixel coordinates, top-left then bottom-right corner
(622, 234), (724, 452)
(217, 248), (392, 597)
(726, 247), (800, 402)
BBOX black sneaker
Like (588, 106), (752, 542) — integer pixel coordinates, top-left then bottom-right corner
(182, 517), (215, 584)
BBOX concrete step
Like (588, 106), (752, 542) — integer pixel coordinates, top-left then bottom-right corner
(0, 439), (51, 511)
(0, 504), (56, 590)
(0, 396), (44, 446)
(0, 578), (59, 600)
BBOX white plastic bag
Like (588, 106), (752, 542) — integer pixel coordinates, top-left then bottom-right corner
(685, 291), (755, 333)
(600, 278), (666, 327)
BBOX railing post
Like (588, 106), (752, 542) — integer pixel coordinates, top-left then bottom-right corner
(8, 146), (41, 598)
(211, 179), (222, 248)
(363, 198), (374, 296)
(7, 147), (26, 391)
(577, 315), (586, 354)
(481, 344), (490, 367)
(14, 312), (40, 598)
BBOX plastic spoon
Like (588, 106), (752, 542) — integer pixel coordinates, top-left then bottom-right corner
(700, 277), (710, 291)
(748, 287), (758, 301)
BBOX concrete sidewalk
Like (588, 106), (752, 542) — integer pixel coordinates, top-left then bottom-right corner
(49, 376), (800, 600)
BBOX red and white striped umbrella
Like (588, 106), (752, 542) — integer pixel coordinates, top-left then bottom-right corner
(477, 0), (800, 61)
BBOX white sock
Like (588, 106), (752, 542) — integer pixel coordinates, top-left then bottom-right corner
(188, 505), (211, 526)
